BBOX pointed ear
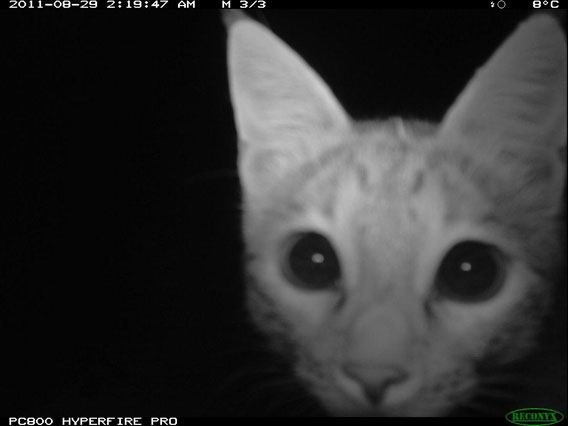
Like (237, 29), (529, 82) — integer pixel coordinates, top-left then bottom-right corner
(225, 14), (350, 199)
(439, 14), (567, 210)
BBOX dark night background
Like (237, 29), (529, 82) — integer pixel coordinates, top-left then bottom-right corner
(2, 9), (566, 417)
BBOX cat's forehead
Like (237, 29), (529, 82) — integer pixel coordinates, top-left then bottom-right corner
(305, 122), (428, 193)
(288, 124), (492, 229)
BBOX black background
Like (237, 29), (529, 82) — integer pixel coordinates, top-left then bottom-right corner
(2, 9), (566, 417)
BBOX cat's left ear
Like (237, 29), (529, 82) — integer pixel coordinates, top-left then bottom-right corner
(439, 14), (566, 206)
(224, 12), (350, 200)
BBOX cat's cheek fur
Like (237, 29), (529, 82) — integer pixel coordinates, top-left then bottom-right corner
(247, 252), (336, 328)
(436, 261), (541, 346)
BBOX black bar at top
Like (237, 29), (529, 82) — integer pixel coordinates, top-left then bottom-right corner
(167, 0), (555, 8)
(3, 0), (562, 9)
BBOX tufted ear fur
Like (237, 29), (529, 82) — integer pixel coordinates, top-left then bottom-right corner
(225, 13), (350, 201)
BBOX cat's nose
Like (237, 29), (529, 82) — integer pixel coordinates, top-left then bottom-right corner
(342, 363), (409, 405)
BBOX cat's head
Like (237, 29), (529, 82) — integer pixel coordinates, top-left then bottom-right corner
(225, 12), (566, 416)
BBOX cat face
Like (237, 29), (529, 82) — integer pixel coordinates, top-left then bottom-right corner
(242, 123), (557, 416)
(225, 12), (566, 416)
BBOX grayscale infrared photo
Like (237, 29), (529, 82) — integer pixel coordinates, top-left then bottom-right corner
(2, 6), (567, 421)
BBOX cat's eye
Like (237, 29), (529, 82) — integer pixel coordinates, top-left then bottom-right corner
(435, 241), (506, 303)
(281, 232), (341, 290)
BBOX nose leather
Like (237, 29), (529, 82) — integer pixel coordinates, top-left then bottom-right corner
(342, 363), (409, 405)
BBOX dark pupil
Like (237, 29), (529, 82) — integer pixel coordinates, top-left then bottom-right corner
(436, 241), (505, 302)
(283, 232), (340, 290)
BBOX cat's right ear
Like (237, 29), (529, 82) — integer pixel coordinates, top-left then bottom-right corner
(438, 14), (566, 212)
(224, 12), (350, 200)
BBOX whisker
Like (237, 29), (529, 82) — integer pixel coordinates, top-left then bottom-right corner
(264, 398), (314, 416)
(217, 375), (307, 416)
(218, 372), (294, 394)
(255, 386), (320, 416)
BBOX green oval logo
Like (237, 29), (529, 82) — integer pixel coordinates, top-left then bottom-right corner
(506, 408), (565, 426)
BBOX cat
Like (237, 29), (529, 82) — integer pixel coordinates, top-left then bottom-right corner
(224, 11), (566, 417)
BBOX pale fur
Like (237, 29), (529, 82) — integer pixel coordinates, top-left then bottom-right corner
(225, 13), (566, 416)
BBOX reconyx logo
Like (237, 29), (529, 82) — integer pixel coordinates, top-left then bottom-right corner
(506, 408), (565, 426)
